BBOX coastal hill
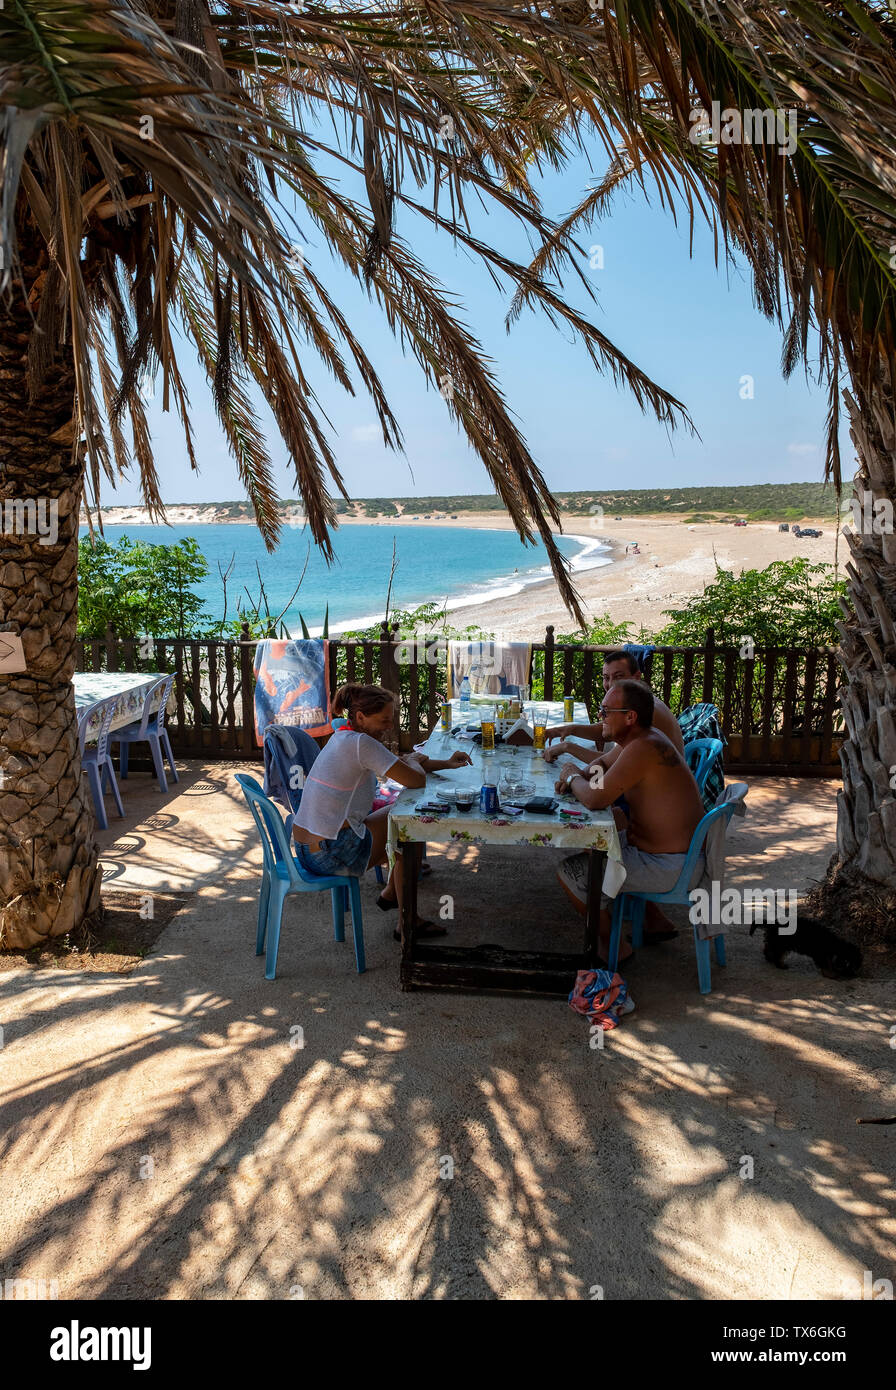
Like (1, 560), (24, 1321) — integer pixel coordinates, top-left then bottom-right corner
(85, 481), (841, 527)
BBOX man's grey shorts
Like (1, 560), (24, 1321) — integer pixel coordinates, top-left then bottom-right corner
(559, 831), (704, 906)
(612, 828), (703, 898)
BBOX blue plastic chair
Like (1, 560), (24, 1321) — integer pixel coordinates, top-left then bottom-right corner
(114, 673), (178, 792)
(683, 737), (724, 794)
(608, 785), (748, 995)
(235, 773), (366, 981)
(79, 699), (125, 831)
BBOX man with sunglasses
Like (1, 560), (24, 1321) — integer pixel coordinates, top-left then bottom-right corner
(553, 680), (705, 962)
(544, 649), (684, 765)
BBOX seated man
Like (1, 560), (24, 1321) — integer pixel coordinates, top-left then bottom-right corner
(544, 648), (684, 765)
(553, 680), (705, 963)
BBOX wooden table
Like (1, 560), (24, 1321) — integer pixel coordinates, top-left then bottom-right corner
(388, 701), (625, 995)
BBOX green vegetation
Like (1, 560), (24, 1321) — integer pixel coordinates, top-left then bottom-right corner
(78, 536), (211, 640)
(126, 481), (840, 524)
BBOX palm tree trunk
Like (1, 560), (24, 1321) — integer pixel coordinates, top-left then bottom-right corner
(0, 214), (101, 948)
(829, 356), (896, 919)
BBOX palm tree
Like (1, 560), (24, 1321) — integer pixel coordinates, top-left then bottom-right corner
(0, 1), (694, 947)
(532, 0), (896, 913)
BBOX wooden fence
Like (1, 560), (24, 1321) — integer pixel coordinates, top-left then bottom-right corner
(74, 623), (845, 776)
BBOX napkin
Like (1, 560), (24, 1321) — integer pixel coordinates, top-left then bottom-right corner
(504, 716), (534, 746)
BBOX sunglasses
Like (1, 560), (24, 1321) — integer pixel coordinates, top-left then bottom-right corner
(598, 704), (633, 717)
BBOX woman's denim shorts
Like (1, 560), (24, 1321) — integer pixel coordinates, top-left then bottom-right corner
(295, 825), (372, 878)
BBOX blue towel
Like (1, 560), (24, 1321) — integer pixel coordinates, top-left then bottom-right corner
(254, 639), (331, 743)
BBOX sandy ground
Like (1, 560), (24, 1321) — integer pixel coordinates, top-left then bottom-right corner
(0, 759), (893, 1301)
(447, 514), (841, 640)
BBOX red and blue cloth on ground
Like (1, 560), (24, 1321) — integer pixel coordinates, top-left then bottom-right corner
(568, 969), (632, 1031)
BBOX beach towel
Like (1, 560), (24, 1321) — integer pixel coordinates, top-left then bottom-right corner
(263, 724), (320, 812)
(678, 702), (726, 810)
(447, 640), (532, 698)
(568, 969), (635, 1032)
(254, 639), (331, 745)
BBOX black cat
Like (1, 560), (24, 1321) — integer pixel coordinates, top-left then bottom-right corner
(750, 915), (862, 979)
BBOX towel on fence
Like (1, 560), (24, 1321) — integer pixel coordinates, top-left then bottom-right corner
(263, 724), (320, 811)
(623, 642), (656, 674)
(678, 702), (726, 810)
(254, 639), (331, 744)
(568, 969), (635, 1031)
(447, 640), (532, 698)
(691, 782), (749, 940)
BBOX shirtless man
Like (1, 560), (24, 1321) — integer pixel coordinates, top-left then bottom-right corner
(543, 649), (684, 764)
(553, 679), (704, 963)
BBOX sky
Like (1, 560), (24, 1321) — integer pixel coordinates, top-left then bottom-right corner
(110, 144), (846, 507)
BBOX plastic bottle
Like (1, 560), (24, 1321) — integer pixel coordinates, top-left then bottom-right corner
(460, 676), (471, 713)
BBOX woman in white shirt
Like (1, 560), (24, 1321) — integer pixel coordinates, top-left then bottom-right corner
(292, 683), (471, 935)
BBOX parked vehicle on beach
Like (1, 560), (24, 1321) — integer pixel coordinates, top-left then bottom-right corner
(734, 519), (747, 527)
(778, 522), (789, 532)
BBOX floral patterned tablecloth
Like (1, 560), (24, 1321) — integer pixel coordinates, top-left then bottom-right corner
(387, 706), (626, 896)
(73, 672), (165, 739)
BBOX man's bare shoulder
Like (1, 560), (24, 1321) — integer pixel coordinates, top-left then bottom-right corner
(644, 729), (684, 766)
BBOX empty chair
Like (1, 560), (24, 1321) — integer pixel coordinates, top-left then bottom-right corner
(78, 699), (125, 831)
(235, 773), (366, 981)
(113, 673), (178, 792)
(684, 737), (724, 795)
(608, 784), (749, 995)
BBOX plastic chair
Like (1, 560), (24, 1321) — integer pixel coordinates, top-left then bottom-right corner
(78, 700), (125, 831)
(683, 737), (724, 794)
(114, 674), (178, 792)
(235, 773), (366, 981)
(608, 785), (749, 995)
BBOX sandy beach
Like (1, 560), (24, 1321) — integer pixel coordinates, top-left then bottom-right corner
(401, 512), (841, 640)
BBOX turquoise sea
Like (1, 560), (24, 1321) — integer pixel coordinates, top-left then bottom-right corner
(78, 521), (611, 635)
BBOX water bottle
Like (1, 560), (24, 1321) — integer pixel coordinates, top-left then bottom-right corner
(460, 676), (471, 714)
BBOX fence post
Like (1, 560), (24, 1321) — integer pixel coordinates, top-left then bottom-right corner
(239, 621), (255, 755)
(544, 625), (555, 701)
(702, 626), (716, 704)
(105, 622), (118, 673)
(380, 619), (402, 752)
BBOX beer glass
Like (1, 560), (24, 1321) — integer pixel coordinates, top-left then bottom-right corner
(480, 708), (496, 752)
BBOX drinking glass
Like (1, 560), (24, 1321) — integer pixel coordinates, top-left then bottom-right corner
(480, 708), (496, 752)
(532, 706), (547, 751)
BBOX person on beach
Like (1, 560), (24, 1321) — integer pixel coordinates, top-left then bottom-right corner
(552, 680), (705, 962)
(292, 683), (472, 939)
(543, 649), (684, 763)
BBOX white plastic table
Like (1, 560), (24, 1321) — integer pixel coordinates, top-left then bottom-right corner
(388, 700), (625, 994)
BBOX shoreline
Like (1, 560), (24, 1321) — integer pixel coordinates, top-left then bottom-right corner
(81, 510), (840, 641)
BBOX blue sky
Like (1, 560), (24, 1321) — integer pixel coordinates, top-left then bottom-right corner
(113, 148), (844, 506)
